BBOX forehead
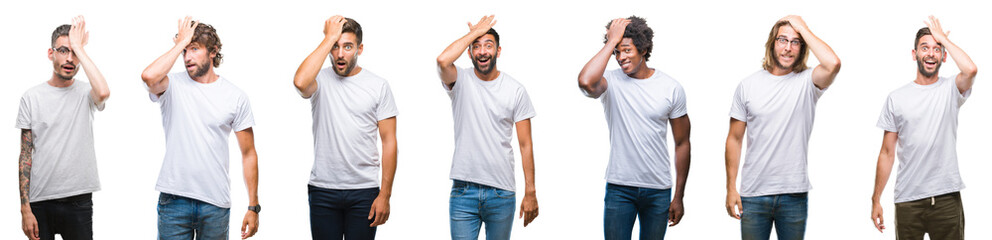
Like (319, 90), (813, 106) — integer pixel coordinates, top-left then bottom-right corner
(473, 34), (497, 44)
(337, 32), (359, 44)
(617, 38), (635, 47)
(777, 25), (799, 38)
(53, 36), (70, 47)
(186, 42), (205, 48)
(916, 35), (938, 46)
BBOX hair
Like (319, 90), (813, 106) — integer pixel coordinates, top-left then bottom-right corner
(604, 16), (653, 61)
(342, 18), (363, 44)
(914, 27), (940, 49)
(190, 23), (223, 67)
(762, 21), (809, 73)
(51, 24), (71, 47)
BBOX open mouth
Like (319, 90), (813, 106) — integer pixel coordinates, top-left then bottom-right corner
(61, 64), (75, 72)
(619, 60), (631, 69)
(335, 60), (348, 70)
(185, 63), (196, 69)
(476, 56), (491, 65)
(923, 58), (938, 68)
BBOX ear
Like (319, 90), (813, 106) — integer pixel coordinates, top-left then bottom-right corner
(357, 43), (364, 56)
(496, 46), (502, 58)
(911, 49), (917, 61)
(941, 51), (948, 62)
(48, 48), (54, 61)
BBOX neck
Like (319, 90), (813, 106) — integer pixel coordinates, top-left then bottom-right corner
(474, 68), (500, 81)
(627, 63), (654, 79)
(339, 66), (363, 77)
(191, 68), (219, 84)
(47, 74), (74, 88)
(914, 72), (940, 85)
(769, 66), (792, 76)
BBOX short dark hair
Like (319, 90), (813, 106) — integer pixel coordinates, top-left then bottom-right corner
(342, 18), (363, 45)
(604, 16), (653, 61)
(190, 23), (223, 67)
(51, 24), (71, 47)
(484, 28), (500, 46)
(914, 27), (939, 49)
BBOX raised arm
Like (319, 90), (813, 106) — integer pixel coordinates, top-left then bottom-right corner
(19, 129), (39, 240)
(67, 16), (110, 107)
(369, 117), (397, 227)
(925, 16), (978, 94)
(515, 119), (538, 227)
(436, 15), (496, 89)
(577, 18), (629, 98)
(141, 16), (198, 96)
(782, 15), (841, 89)
(724, 118), (746, 220)
(294, 16), (346, 98)
(668, 115), (691, 226)
(871, 131), (898, 233)
(235, 128), (259, 239)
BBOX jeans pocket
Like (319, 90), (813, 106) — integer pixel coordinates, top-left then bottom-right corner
(494, 188), (516, 199)
(450, 186), (468, 198)
(158, 193), (174, 205)
(72, 198), (94, 208)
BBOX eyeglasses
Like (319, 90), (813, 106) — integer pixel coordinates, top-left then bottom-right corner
(52, 47), (76, 57)
(775, 37), (803, 48)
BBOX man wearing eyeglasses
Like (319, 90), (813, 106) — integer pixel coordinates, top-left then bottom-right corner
(436, 15), (539, 240)
(17, 16), (110, 240)
(293, 16), (398, 240)
(577, 16), (691, 240)
(724, 15), (840, 240)
(870, 16), (977, 240)
(140, 17), (260, 239)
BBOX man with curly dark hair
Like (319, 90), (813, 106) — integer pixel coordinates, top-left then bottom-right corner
(578, 16), (691, 240)
(141, 16), (260, 239)
(724, 15), (840, 240)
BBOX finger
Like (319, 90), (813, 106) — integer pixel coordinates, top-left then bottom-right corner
(736, 203), (743, 219)
(373, 210), (385, 226)
(33, 224), (39, 239)
(467, 21), (473, 29)
(250, 222), (258, 237)
(368, 205), (375, 220)
(490, 19), (497, 28)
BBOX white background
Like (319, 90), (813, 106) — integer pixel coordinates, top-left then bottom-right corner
(1, 0), (989, 239)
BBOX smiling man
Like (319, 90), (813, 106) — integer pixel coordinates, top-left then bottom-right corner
(17, 16), (110, 240)
(293, 16), (398, 240)
(724, 15), (840, 240)
(577, 16), (691, 240)
(140, 17), (260, 240)
(436, 15), (539, 240)
(870, 16), (977, 240)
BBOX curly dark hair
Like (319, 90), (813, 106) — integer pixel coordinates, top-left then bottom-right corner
(51, 24), (71, 47)
(190, 23), (223, 67)
(604, 16), (653, 61)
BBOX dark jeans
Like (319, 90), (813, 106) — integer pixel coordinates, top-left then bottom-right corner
(604, 183), (671, 240)
(308, 185), (379, 240)
(740, 192), (808, 240)
(30, 193), (94, 240)
(895, 192), (965, 240)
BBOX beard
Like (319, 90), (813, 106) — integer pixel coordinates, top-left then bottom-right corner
(773, 55), (795, 70)
(189, 61), (211, 78)
(471, 54), (496, 75)
(54, 62), (77, 80)
(916, 57), (942, 78)
(332, 55), (359, 76)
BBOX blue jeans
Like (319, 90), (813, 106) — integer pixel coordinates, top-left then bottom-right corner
(157, 193), (230, 240)
(740, 192), (808, 240)
(604, 183), (671, 240)
(449, 180), (515, 240)
(30, 193), (93, 240)
(308, 185), (379, 240)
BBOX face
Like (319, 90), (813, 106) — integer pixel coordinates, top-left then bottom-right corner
(469, 34), (500, 75)
(183, 42), (214, 78)
(330, 32), (362, 76)
(49, 36), (79, 80)
(913, 35), (945, 78)
(614, 38), (644, 75)
(773, 25), (803, 70)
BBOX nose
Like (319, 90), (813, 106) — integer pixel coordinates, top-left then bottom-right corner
(184, 52), (193, 62)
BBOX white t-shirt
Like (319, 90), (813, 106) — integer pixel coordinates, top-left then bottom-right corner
(16, 80), (104, 202)
(599, 69), (687, 190)
(877, 75), (969, 203)
(445, 67), (535, 192)
(307, 68), (398, 190)
(729, 69), (823, 197)
(151, 72), (254, 208)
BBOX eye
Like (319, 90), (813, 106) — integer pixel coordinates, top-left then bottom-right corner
(345, 45), (352, 50)
(332, 45), (339, 50)
(791, 40), (802, 46)
(921, 47), (928, 51)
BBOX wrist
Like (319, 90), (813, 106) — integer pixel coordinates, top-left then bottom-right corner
(20, 205), (32, 214)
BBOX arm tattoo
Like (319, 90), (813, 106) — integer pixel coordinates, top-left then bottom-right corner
(19, 129), (33, 205)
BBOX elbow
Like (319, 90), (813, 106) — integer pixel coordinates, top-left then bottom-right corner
(828, 59), (842, 74)
(140, 72), (158, 85)
(436, 56), (453, 68)
(964, 67), (978, 78)
(97, 90), (110, 102)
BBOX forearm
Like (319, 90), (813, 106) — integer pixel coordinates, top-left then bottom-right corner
(242, 151), (259, 206)
(379, 140), (396, 197)
(141, 44), (184, 85)
(673, 141), (690, 200)
(437, 33), (477, 67)
(521, 145), (536, 195)
(799, 28), (840, 72)
(294, 35), (337, 93)
(944, 40), (978, 78)
(872, 154), (895, 204)
(19, 130), (33, 212)
(724, 138), (742, 192)
(577, 43), (615, 93)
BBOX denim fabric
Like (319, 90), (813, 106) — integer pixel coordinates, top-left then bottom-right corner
(31, 193), (94, 240)
(603, 183), (671, 240)
(308, 185), (379, 240)
(449, 180), (515, 240)
(157, 193), (230, 240)
(740, 192), (808, 240)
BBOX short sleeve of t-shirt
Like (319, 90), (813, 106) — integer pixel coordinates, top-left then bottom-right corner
(729, 82), (747, 121)
(16, 96), (31, 129)
(953, 73), (972, 107)
(670, 83), (688, 119)
(513, 87), (536, 123)
(149, 73), (177, 103)
(876, 96), (898, 133)
(376, 82), (399, 121)
(233, 95), (255, 132)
